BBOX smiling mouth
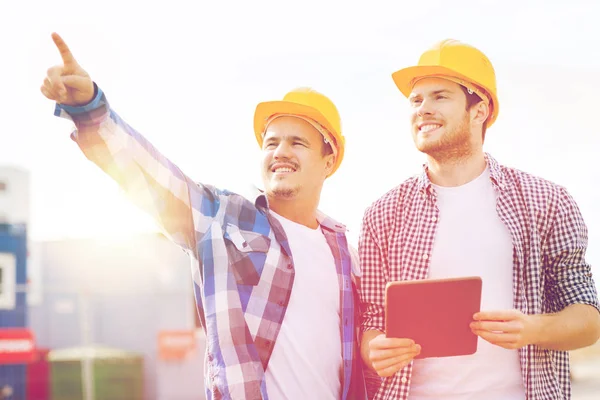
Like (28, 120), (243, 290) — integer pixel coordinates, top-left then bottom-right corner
(419, 123), (442, 134)
(272, 167), (295, 174)
(270, 162), (298, 174)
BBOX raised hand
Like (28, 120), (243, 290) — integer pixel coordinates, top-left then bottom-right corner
(40, 33), (95, 106)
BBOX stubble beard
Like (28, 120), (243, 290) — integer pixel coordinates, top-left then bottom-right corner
(271, 186), (299, 199)
(267, 177), (301, 200)
(418, 113), (473, 164)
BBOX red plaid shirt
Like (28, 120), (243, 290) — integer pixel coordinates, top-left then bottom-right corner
(359, 153), (600, 400)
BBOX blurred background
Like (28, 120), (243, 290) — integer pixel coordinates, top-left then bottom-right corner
(0, 0), (599, 398)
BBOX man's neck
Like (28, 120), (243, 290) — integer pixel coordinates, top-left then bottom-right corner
(426, 150), (487, 187)
(268, 197), (320, 229)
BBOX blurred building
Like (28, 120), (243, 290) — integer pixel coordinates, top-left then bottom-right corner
(0, 166), (35, 399)
(0, 167), (30, 226)
(28, 233), (207, 400)
(0, 165), (209, 399)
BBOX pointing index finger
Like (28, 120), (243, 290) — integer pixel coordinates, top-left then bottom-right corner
(51, 32), (77, 66)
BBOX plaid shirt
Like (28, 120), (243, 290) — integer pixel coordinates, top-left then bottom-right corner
(359, 153), (600, 400)
(55, 85), (366, 400)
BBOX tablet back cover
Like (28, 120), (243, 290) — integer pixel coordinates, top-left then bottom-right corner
(385, 277), (482, 359)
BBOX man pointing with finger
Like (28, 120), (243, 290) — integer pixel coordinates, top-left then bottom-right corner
(359, 39), (600, 399)
(41, 32), (366, 400)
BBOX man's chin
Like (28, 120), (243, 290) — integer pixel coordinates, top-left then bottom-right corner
(415, 141), (437, 155)
(266, 184), (300, 200)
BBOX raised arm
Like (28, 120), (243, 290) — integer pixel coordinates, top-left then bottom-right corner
(41, 33), (220, 252)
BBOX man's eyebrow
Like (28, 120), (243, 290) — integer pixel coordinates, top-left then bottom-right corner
(408, 89), (453, 100)
(263, 136), (279, 143)
(263, 135), (312, 145)
(432, 89), (453, 95)
(289, 135), (311, 145)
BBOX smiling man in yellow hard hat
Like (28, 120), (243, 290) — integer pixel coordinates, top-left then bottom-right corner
(358, 39), (600, 400)
(41, 32), (367, 400)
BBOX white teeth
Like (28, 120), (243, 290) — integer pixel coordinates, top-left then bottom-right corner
(274, 167), (294, 173)
(420, 124), (441, 133)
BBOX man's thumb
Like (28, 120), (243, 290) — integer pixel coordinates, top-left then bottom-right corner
(61, 75), (91, 91)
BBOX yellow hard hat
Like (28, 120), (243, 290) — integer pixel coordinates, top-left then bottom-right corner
(254, 87), (345, 177)
(392, 39), (499, 127)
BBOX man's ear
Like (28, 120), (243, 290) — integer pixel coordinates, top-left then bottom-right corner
(472, 100), (490, 126)
(324, 154), (335, 176)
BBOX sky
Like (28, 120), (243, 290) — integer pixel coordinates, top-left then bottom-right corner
(1, 1), (599, 279)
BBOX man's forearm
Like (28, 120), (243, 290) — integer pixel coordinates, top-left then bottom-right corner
(361, 329), (384, 371)
(532, 304), (600, 351)
(56, 85), (199, 251)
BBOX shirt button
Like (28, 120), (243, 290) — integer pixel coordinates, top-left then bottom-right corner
(401, 376), (408, 384)
(287, 263), (293, 270)
(431, 216), (437, 222)
(422, 254), (428, 260)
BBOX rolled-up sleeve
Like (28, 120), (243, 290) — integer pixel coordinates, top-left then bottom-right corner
(545, 187), (600, 314)
(358, 209), (388, 333)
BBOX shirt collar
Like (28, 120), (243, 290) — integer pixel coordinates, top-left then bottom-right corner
(417, 152), (506, 195)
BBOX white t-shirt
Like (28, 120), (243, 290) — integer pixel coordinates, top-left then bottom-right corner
(408, 167), (526, 400)
(265, 211), (342, 400)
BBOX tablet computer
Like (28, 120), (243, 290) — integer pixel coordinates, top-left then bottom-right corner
(385, 276), (482, 359)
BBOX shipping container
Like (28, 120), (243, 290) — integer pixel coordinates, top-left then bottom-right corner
(49, 345), (144, 400)
(0, 224), (30, 400)
(27, 348), (50, 400)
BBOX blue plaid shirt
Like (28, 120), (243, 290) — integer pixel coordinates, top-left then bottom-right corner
(55, 85), (366, 400)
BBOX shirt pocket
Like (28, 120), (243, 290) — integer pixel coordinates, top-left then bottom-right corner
(224, 223), (271, 286)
